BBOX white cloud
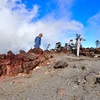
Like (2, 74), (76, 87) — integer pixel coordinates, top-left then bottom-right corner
(0, 0), (84, 54)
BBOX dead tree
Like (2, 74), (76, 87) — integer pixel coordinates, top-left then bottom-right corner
(46, 44), (50, 50)
(76, 34), (85, 56)
(55, 42), (62, 51)
(95, 40), (100, 48)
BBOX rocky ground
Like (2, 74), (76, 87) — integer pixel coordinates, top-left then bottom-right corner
(0, 53), (100, 100)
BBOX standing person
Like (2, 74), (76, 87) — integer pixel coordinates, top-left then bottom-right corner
(34, 33), (43, 48)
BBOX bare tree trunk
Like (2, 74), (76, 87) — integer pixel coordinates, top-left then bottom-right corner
(76, 38), (80, 57)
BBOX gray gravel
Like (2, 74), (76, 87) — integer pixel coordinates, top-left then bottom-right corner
(0, 54), (100, 100)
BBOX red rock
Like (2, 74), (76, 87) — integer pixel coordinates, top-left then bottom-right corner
(6, 50), (15, 60)
(38, 57), (46, 63)
(14, 54), (23, 60)
(6, 65), (14, 76)
(23, 59), (40, 73)
(0, 54), (6, 59)
(29, 59), (40, 69)
(27, 53), (38, 61)
(19, 50), (26, 54)
(42, 51), (53, 60)
(95, 48), (100, 54)
(23, 55), (30, 62)
(28, 48), (43, 55)
(13, 64), (23, 75)
(1, 65), (7, 76)
(61, 47), (68, 53)
(43, 50), (50, 53)
(27, 48), (34, 53)
(4, 58), (23, 76)
(2, 59), (11, 65)
(0, 69), (2, 76)
(23, 62), (32, 73)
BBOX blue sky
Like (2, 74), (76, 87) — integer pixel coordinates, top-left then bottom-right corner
(0, 0), (100, 53)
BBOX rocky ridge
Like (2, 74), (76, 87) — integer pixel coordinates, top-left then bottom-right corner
(0, 47), (100, 79)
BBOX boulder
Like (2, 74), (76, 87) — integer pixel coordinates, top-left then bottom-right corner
(54, 60), (68, 69)
(84, 73), (96, 84)
(22, 62), (31, 74)
(28, 48), (43, 54)
(29, 60), (40, 69)
(27, 53), (38, 61)
(5, 59), (23, 76)
(23, 59), (40, 73)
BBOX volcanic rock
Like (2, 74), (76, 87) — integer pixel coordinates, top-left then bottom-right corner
(84, 73), (96, 84)
(54, 60), (68, 69)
